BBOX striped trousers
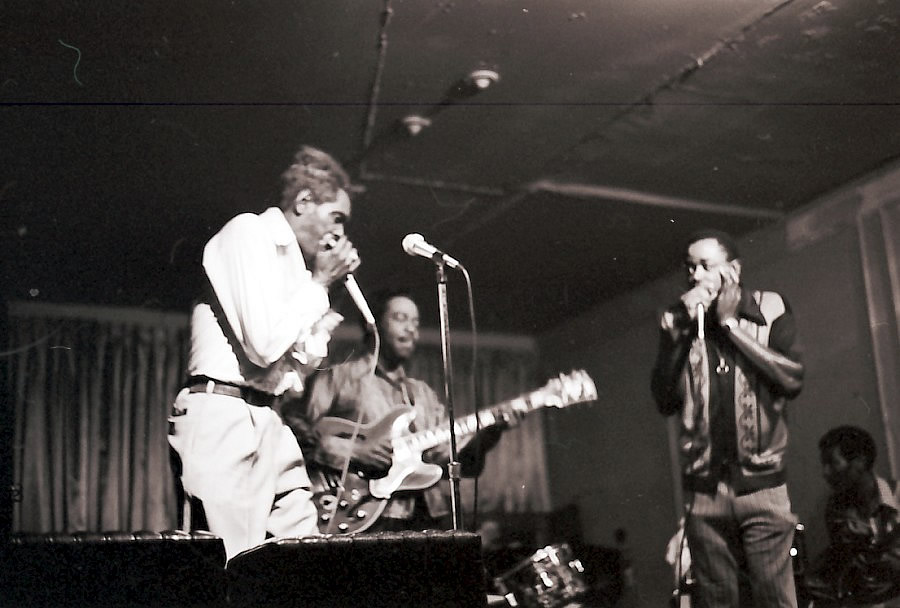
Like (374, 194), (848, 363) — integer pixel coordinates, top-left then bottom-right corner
(686, 482), (798, 608)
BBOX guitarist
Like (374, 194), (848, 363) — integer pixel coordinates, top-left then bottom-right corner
(804, 425), (900, 606)
(282, 288), (510, 532)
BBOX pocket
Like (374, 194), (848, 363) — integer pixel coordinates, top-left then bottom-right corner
(767, 484), (798, 524)
(167, 389), (195, 450)
(167, 409), (194, 453)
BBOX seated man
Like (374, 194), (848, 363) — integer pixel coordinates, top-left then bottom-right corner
(805, 425), (900, 606)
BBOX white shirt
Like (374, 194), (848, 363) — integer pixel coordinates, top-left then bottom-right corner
(188, 207), (331, 395)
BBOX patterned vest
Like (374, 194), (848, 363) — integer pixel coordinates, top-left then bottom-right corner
(679, 291), (790, 490)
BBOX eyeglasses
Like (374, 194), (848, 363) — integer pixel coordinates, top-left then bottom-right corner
(684, 259), (726, 275)
(388, 312), (419, 329)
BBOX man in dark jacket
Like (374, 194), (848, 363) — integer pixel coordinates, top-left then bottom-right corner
(652, 229), (804, 608)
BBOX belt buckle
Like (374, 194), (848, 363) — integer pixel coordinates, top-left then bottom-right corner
(246, 388), (268, 407)
(205, 380), (215, 394)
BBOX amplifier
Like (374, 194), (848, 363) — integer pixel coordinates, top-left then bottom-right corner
(0, 530), (227, 607)
(226, 530), (487, 608)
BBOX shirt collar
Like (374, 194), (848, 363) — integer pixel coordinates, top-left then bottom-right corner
(736, 287), (767, 326)
(260, 207), (297, 248)
(375, 359), (407, 385)
(875, 475), (900, 513)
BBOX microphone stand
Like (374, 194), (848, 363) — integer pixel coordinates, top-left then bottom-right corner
(433, 257), (463, 531)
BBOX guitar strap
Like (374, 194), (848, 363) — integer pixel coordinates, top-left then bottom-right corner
(376, 363), (416, 407)
(399, 379), (414, 407)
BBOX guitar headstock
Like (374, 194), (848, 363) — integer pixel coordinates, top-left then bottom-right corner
(537, 369), (598, 409)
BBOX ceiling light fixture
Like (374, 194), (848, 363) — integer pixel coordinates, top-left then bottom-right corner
(467, 69), (500, 90)
(401, 115), (432, 136)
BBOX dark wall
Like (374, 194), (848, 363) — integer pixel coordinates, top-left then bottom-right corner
(1, 296), (10, 544)
(538, 274), (683, 607)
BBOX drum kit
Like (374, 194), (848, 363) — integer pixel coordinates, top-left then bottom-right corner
(488, 543), (590, 608)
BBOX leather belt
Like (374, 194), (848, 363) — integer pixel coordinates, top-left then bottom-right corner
(183, 376), (276, 407)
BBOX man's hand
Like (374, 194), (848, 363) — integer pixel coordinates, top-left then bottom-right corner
(498, 407), (526, 429)
(351, 435), (394, 472)
(312, 235), (361, 287)
(716, 267), (741, 324)
(425, 426), (502, 477)
(427, 441), (452, 464)
(312, 309), (344, 336)
(680, 284), (717, 321)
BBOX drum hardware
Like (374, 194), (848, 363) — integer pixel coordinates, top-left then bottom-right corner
(493, 543), (589, 608)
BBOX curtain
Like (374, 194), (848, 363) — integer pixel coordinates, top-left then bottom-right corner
(9, 303), (187, 533)
(403, 334), (552, 516)
(8, 302), (547, 534)
(857, 198), (900, 478)
(322, 328), (551, 520)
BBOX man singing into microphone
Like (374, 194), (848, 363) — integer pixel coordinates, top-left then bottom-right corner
(168, 145), (360, 559)
(651, 229), (804, 608)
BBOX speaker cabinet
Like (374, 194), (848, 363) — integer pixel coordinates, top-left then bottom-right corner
(0, 531), (227, 607)
(227, 530), (487, 608)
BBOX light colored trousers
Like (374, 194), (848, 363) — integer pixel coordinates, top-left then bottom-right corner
(686, 482), (798, 608)
(168, 388), (319, 560)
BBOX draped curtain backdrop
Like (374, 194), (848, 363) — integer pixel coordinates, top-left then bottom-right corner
(7, 302), (548, 533)
(395, 330), (551, 517)
(8, 302), (187, 533)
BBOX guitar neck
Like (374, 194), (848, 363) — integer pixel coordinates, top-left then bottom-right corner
(399, 392), (539, 454)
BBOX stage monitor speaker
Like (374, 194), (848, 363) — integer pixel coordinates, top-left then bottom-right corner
(227, 530), (487, 608)
(0, 530), (227, 607)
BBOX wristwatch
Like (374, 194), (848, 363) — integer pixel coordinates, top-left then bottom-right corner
(723, 317), (739, 332)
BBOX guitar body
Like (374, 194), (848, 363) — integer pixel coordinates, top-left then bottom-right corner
(311, 408), (444, 534)
(308, 369), (597, 535)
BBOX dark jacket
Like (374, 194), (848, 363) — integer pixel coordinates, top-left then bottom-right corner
(651, 288), (803, 494)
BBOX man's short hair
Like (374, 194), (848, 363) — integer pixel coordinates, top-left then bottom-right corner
(279, 145), (353, 209)
(685, 229), (740, 261)
(819, 425), (877, 470)
(354, 287), (418, 338)
(369, 287), (416, 329)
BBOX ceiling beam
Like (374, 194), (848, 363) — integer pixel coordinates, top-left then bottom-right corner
(359, 171), (784, 220)
(359, 170), (506, 197)
(525, 180), (784, 220)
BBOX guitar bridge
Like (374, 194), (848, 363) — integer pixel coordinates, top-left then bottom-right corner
(320, 470), (344, 491)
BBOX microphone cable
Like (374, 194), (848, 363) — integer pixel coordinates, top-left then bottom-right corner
(459, 264), (483, 531)
(323, 303), (380, 534)
(673, 492), (697, 607)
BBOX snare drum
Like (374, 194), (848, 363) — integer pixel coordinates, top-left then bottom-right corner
(493, 543), (589, 608)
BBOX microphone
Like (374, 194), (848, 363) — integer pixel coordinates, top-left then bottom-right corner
(401, 233), (461, 269)
(697, 303), (705, 340)
(323, 235), (376, 327)
(344, 275), (376, 327)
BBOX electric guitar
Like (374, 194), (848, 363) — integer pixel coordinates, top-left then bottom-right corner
(310, 369), (597, 534)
